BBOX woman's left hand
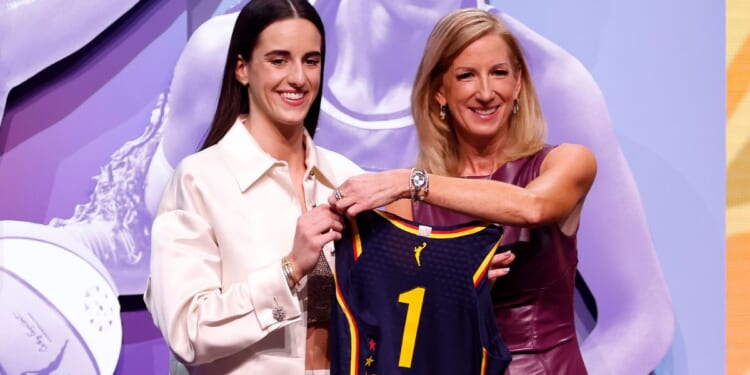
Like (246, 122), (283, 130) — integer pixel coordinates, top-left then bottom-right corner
(328, 169), (410, 217)
(488, 250), (515, 284)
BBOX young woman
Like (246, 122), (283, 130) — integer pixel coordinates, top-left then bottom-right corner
(144, 1), (362, 373)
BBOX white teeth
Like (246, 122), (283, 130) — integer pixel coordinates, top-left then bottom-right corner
(282, 92), (304, 100)
(473, 107), (497, 115)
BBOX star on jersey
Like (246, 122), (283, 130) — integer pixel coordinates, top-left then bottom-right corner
(414, 242), (427, 267)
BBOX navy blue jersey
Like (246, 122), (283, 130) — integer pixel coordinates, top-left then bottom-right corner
(331, 210), (511, 375)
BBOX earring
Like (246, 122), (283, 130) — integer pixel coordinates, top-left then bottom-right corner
(512, 99), (519, 115)
(439, 105), (446, 120)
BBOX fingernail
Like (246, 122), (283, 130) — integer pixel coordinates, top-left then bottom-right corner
(499, 267), (510, 273)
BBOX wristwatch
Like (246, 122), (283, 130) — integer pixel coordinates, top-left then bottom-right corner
(409, 168), (429, 201)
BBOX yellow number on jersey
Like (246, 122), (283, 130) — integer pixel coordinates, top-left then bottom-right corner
(397, 287), (426, 368)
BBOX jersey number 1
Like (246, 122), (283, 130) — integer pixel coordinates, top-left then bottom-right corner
(397, 287), (426, 368)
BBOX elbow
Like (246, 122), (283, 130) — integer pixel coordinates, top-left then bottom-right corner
(519, 193), (579, 227)
(166, 332), (210, 366)
(170, 344), (199, 366)
(520, 193), (545, 226)
(145, 297), (206, 365)
(161, 318), (215, 366)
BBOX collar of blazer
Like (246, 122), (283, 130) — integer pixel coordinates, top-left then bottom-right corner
(216, 118), (338, 193)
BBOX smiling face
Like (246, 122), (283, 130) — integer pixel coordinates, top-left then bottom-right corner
(235, 18), (322, 132)
(436, 32), (522, 143)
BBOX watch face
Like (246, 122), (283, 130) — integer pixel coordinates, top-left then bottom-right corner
(412, 173), (426, 187)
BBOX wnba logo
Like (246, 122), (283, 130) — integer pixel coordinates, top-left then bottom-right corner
(0, 222), (122, 374)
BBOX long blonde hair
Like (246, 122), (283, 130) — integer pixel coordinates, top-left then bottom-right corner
(412, 9), (546, 176)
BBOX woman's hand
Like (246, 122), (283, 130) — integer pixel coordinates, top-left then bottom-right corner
(328, 169), (410, 217)
(489, 250), (515, 284)
(287, 204), (344, 279)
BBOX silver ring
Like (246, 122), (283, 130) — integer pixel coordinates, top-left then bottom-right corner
(334, 189), (344, 201)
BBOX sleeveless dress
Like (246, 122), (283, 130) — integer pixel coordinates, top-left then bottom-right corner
(412, 146), (588, 375)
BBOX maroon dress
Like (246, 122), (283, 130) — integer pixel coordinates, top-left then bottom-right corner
(412, 146), (588, 374)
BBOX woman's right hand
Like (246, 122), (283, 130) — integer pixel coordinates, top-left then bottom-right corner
(287, 204), (344, 279)
(328, 169), (411, 217)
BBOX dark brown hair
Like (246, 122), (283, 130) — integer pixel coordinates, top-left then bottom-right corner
(200, 0), (326, 149)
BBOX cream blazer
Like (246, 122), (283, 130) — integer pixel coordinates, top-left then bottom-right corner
(144, 119), (364, 374)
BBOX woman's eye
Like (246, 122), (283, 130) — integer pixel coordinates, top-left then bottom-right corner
(305, 58), (321, 66)
(493, 69), (509, 77)
(457, 72), (472, 80)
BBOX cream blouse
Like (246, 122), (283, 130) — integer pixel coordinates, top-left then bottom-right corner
(144, 119), (363, 374)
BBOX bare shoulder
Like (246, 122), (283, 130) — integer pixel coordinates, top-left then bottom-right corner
(542, 143), (597, 183)
(550, 143), (594, 158)
(546, 143), (596, 167)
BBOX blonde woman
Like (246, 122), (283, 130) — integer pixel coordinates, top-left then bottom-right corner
(330, 9), (594, 373)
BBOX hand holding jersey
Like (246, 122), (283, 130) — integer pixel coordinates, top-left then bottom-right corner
(288, 204), (346, 285)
